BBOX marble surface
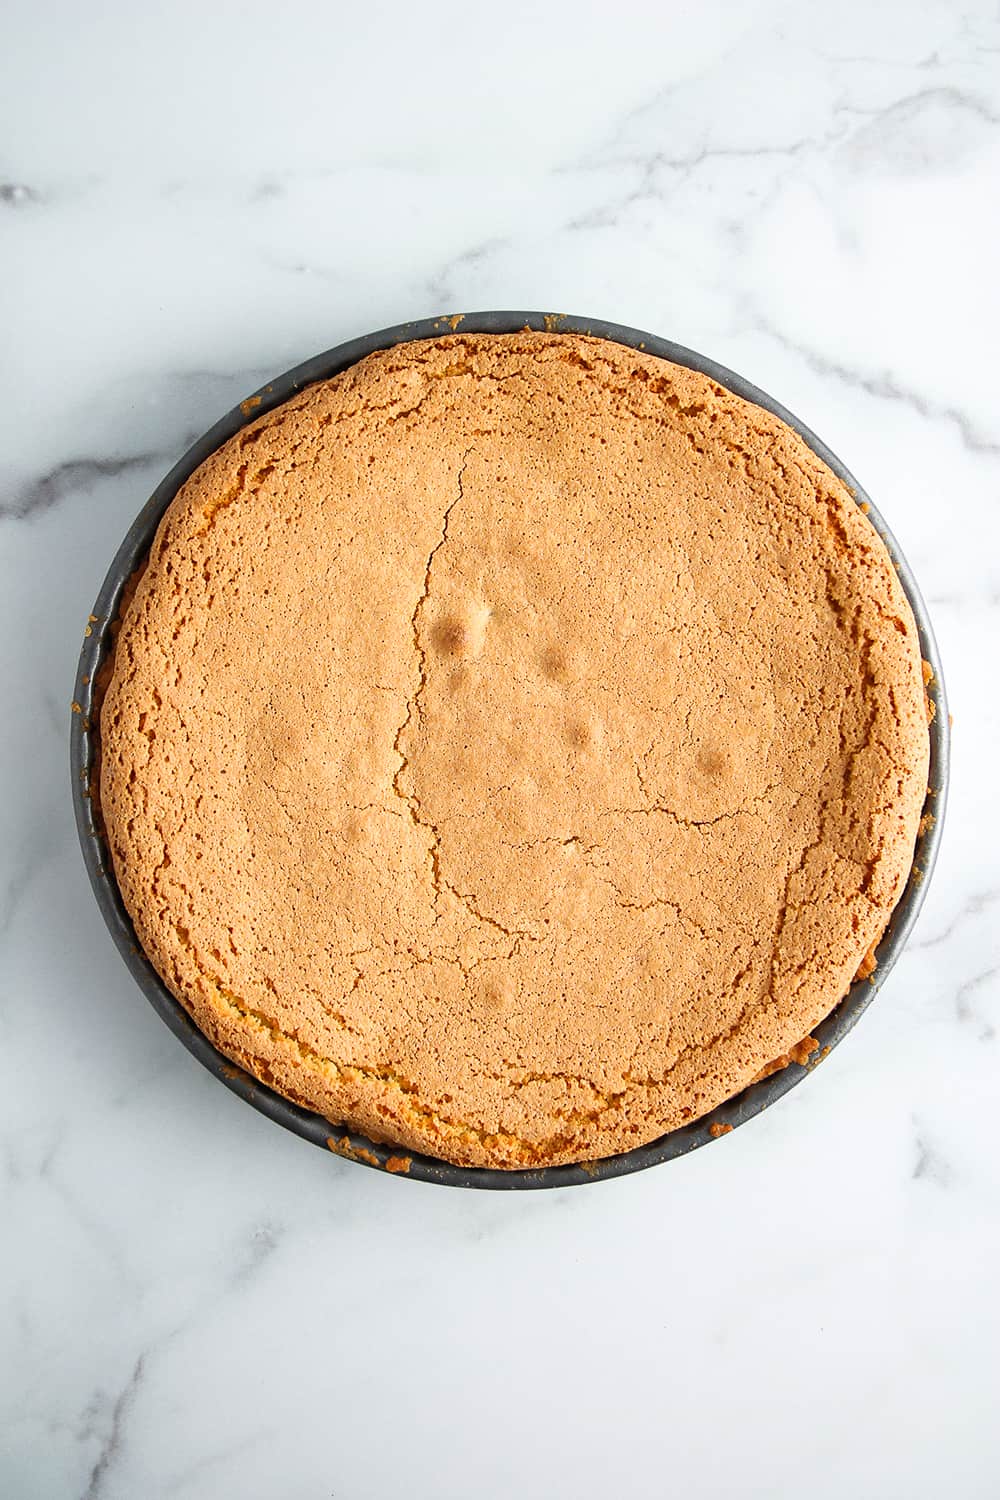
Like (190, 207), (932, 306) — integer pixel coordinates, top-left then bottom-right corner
(2, 1), (998, 1495)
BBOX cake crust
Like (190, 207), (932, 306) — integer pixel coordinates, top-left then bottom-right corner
(99, 332), (929, 1168)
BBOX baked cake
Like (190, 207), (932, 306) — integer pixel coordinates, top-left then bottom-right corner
(98, 332), (930, 1168)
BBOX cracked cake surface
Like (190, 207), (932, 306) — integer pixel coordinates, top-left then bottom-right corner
(99, 331), (930, 1168)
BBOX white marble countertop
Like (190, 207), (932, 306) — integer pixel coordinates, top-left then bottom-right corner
(2, 2), (998, 1496)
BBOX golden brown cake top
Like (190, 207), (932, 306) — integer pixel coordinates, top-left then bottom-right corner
(99, 332), (929, 1168)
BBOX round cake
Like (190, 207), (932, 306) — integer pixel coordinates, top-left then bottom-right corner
(99, 331), (930, 1168)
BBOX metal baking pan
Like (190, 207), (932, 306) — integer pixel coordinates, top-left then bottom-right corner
(70, 312), (950, 1188)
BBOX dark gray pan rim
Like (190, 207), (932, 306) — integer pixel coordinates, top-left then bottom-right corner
(70, 311), (949, 1189)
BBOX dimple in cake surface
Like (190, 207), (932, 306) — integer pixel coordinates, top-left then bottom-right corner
(99, 332), (930, 1168)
